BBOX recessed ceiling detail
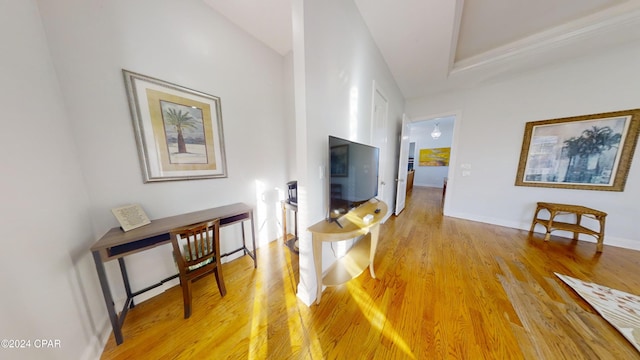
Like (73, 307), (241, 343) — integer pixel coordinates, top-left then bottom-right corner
(455, 0), (628, 62)
(204, 0), (640, 99)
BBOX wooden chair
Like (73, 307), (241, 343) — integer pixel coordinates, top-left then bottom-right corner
(170, 219), (226, 318)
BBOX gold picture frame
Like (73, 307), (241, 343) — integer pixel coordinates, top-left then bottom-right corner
(123, 70), (227, 182)
(515, 108), (640, 191)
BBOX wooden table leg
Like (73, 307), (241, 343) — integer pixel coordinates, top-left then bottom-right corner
(574, 214), (582, 240)
(544, 209), (555, 241)
(293, 209), (298, 240)
(529, 204), (541, 233)
(313, 236), (323, 304)
(249, 211), (258, 268)
(282, 201), (287, 243)
(93, 251), (124, 345)
(369, 224), (380, 279)
(597, 216), (606, 253)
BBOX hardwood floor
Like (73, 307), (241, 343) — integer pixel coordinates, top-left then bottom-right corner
(100, 187), (640, 359)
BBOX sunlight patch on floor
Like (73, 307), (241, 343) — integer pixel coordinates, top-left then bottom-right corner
(248, 272), (267, 359)
(281, 250), (302, 352)
(281, 250), (324, 357)
(347, 282), (416, 359)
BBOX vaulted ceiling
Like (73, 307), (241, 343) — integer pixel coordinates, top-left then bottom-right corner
(204, 0), (640, 99)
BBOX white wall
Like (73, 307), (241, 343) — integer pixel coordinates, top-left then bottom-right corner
(284, 52), (297, 181)
(37, 0), (288, 305)
(407, 42), (640, 250)
(0, 0), (291, 356)
(294, 0), (405, 305)
(0, 1), (102, 359)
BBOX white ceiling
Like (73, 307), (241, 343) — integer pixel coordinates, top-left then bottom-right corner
(202, 0), (293, 55)
(204, 0), (640, 99)
(454, 0), (628, 60)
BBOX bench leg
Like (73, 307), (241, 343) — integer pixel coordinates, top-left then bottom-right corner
(529, 206), (542, 233)
(574, 214), (582, 240)
(596, 216), (606, 253)
(544, 209), (556, 241)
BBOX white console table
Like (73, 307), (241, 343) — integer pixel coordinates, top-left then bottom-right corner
(308, 199), (387, 304)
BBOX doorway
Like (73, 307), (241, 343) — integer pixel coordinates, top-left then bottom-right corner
(371, 82), (389, 203)
(402, 113), (458, 212)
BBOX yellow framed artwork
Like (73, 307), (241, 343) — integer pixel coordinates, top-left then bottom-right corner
(419, 147), (451, 166)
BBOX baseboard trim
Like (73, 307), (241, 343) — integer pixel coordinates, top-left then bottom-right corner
(80, 318), (111, 360)
(445, 210), (640, 252)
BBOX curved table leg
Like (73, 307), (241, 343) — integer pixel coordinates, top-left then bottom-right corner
(313, 236), (323, 304)
(369, 224), (380, 279)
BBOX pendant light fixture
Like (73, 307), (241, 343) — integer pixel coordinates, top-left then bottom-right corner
(431, 123), (441, 139)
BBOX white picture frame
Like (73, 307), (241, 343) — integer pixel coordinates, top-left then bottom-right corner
(123, 70), (228, 182)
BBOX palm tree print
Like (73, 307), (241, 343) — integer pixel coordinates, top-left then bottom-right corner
(562, 126), (621, 182)
(163, 107), (200, 153)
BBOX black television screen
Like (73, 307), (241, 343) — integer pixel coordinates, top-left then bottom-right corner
(328, 136), (379, 219)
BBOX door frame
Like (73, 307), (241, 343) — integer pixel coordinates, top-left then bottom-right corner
(371, 81), (389, 207)
(409, 110), (462, 215)
(394, 114), (410, 215)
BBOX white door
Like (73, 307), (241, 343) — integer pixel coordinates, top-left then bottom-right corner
(395, 115), (410, 215)
(372, 84), (388, 203)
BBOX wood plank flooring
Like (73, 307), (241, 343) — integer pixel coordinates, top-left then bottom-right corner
(100, 187), (640, 359)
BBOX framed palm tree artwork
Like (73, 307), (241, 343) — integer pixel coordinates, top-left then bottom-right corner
(123, 70), (227, 182)
(515, 108), (640, 191)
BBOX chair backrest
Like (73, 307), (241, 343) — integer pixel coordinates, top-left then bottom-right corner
(170, 219), (220, 273)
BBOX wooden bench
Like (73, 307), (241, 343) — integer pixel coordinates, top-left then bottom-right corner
(529, 202), (607, 252)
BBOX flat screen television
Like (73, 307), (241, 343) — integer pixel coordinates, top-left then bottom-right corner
(328, 136), (379, 221)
